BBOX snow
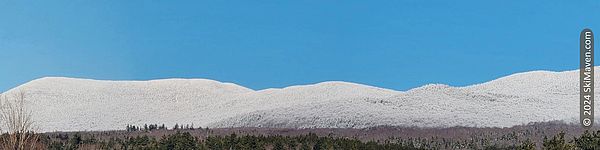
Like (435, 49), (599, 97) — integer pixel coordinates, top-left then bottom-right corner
(1, 68), (598, 132)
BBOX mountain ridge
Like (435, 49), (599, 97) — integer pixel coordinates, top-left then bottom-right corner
(1, 68), (597, 132)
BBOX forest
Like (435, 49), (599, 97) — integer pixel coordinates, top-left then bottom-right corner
(18, 123), (600, 150)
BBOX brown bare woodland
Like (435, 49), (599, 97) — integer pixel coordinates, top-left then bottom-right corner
(0, 92), (43, 149)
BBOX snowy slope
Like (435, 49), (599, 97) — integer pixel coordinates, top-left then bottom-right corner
(1, 68), (597, 132)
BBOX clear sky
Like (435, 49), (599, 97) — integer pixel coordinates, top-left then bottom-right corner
(0, 1), (599, 92)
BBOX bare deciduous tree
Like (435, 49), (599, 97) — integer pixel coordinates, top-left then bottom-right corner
(0, 92), (42, 149)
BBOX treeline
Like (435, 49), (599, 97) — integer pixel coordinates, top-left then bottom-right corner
(39, 131), (574, 150)
(32, 124), (600, 149)
(45, 132), (423, 150)
(126, 123), (204, 131)
(542, 130), (600, 150)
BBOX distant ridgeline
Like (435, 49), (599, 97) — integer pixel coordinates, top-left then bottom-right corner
(1, 67), (598, 132)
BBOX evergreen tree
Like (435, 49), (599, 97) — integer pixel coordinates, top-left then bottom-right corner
(543, 132), (574, 150)
(159, 132), (199, 149)
(273, 141), (285, 150)
(517, 139), (536, 150)
(573, 130), (600, 149)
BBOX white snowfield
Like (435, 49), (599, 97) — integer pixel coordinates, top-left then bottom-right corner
(1, 67), (597, 132)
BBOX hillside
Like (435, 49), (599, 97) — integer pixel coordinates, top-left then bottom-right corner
(1, 68), (598, 132)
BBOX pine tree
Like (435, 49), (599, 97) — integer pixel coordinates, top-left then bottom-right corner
(517, 139), (536, 150)
(573, 130), (600, 149)
(273, 141), (285, 150)
(543, 132), (574, 150)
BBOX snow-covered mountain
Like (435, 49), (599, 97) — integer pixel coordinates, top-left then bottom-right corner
(1, 68), (596, 132)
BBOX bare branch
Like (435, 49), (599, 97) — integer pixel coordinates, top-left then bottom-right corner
(0, 92), (41, 149)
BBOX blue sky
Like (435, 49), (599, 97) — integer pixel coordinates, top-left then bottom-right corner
(0, 1), (599, 92)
